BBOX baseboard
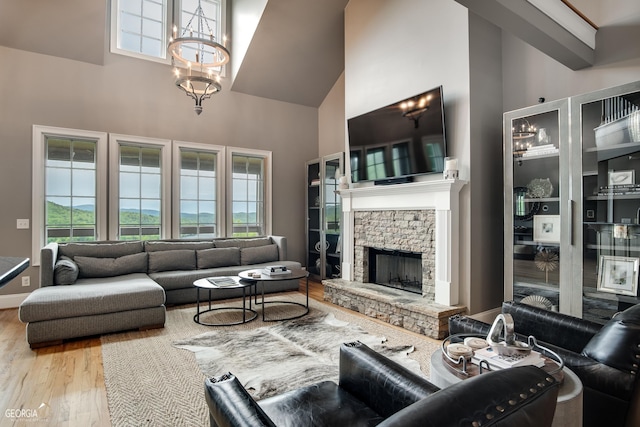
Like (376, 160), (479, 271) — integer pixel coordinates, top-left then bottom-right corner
(0, 293), (29, 309)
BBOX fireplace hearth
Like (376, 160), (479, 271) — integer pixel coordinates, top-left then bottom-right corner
(368, 248), (422, 294)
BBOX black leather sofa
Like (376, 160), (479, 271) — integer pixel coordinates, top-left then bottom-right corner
(449, 301), (640, 427)
(205, 341), (560, 427)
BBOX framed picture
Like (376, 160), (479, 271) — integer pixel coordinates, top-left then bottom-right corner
(608, 170), (635, 186)
(533, 215), (560, 243)
(597, 255), (639, 296)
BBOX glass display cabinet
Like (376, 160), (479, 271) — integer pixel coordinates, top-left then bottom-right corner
(505, 80), (640, 324)
(306, 153), (344, 280)
(572, 81), (640, 322)
(504, 98), (570, 315)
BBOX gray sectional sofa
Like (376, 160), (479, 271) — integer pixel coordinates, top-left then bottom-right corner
(18, 236), (301, 348)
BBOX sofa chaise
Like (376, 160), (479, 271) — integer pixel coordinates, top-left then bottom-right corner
(19, 236), (301, 348)
(205, 341), (561, 427)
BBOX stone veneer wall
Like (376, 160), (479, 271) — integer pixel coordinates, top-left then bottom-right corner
(353, 210), (436, 301)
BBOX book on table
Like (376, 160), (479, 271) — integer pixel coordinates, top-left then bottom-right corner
(472, 346), (545, 370)
(207, 277), (240, 287)
(262, 265), (292, 276)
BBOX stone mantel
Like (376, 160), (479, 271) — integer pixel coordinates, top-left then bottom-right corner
(339, 179), (467, 306)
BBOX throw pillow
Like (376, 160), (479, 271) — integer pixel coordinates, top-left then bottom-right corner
(147, 249), (196, 273)
(53, 256), (79, 285)
(240, 244), (279, 265)
(215, 237), (272, 249)
(197, 247), (241, 269)
(75, 252), (148, 278)
(145, 240), (214, 252)
(58, 241), (143, 259)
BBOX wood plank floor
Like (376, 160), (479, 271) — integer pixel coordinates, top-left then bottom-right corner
(0, 280), (437, 426)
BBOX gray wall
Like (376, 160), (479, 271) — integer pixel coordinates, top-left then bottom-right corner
(0, 45), (317, 297)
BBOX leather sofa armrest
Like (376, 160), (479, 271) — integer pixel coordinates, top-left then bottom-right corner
(39, 242), (59, 287)
(205, 374), (276, 427)
(338, 341), (439, 418)
(377, 366), (559, 427)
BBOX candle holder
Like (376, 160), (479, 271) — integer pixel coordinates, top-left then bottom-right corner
(443, 157), (459, 180)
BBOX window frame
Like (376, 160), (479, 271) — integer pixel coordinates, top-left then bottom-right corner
(109, 0), (227, 66)
(226, 147), (272, 237)
(172, 141), (226, 238)
(32, 125), (108, 266)
(108, 134), (172, 240)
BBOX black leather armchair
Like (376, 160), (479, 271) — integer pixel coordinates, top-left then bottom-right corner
(449, 301), (640, 427)
(205, 341), (560, 427)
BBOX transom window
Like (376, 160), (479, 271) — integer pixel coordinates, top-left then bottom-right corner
(110, 0), (225, 63)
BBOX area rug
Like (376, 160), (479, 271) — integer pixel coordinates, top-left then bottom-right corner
(101, 293), (440, 427)
(174, 312), (421, 400)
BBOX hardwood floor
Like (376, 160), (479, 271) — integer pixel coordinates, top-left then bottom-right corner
(0, 280), (437, 426)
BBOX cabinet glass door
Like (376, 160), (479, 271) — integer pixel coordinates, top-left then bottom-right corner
(576, 82), (640, 323)
(505, 99), (568, 313)
(323, 157), (342, 279)
(307, 161), (321, 277)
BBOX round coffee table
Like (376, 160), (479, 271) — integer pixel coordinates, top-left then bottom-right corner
(238, 268), (309, 321)
(193, 277), (257, 326)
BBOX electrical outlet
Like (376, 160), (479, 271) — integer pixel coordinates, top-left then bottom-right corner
(17, 219), (30, 229)
(22, 276), (30, 287)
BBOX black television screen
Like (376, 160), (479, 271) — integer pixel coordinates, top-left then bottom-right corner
(347, 86), (447, 184)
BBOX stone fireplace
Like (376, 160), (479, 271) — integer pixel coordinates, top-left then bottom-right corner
(323, 179), (467, 338)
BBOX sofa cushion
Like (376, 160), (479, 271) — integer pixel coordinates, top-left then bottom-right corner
(54, 256), (79, 285)
(241, 244), (279, 265)
(58, 241), (143, 259)
(75, 252), (148, 278)
(259, 381), (384, 427)
(18, 273), (164, 323)
(145, 240), (214, 252)
(215, 237), (272, 249)
(582, 303), (640, 372)
(147, 249), (196, 273)
(197, 247), (241, 269)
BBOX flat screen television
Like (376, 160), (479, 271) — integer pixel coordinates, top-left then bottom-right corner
(347, 85), (447, 184)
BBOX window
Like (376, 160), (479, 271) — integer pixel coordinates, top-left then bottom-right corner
(109, 134), (171, 240)
(173, 142), (225, 238)
(366, 147), (387, 180)
(32, 126), (108, 265)
(228, 149), (272, 237)
(110, 0), (225, 63)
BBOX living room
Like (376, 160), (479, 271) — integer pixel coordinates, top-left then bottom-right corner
(1, 0), (640, 425)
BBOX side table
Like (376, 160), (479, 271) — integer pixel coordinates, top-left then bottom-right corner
(193, 277), (257, 326)
(238, 268), (309, 321)
(429, 348), (583, 427)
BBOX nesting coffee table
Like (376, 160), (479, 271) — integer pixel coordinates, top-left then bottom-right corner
(238, 268), (309, 321)
(193, 277), (257, 326)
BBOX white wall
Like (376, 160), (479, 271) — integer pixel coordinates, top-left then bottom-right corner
(318, 72), (346, 158)
(0, 45), (318, 296)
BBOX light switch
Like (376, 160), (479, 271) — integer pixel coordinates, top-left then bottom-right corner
(17, 219), (29, 229)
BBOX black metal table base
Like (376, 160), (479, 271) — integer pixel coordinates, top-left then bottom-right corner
(255, 276), (310, 322)
(194, 284), (257, 326)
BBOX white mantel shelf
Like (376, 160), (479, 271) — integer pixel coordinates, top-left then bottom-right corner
(340, 178), (467, 306)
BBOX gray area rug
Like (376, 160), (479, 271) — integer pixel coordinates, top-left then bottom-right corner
(174, 312), (422, 400)
(101, 293), (440, 426)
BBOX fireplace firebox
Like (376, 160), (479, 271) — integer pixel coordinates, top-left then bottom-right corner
(368, 247), (422, 294)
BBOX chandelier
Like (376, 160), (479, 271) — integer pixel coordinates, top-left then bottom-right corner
(399, 95), (430, 128)
(168, 0), (230, 115)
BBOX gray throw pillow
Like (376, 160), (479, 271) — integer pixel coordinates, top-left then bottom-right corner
(147, 249), (196, 273)
(240, 244), (279, 265)
(145, 240), (214, 252)
(215, 237), (272, 249)
(75, 252), (148, 278)
(59, 241), (143, 259)
(54, 256), (79, 285)
(197, 247), (241, 269)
